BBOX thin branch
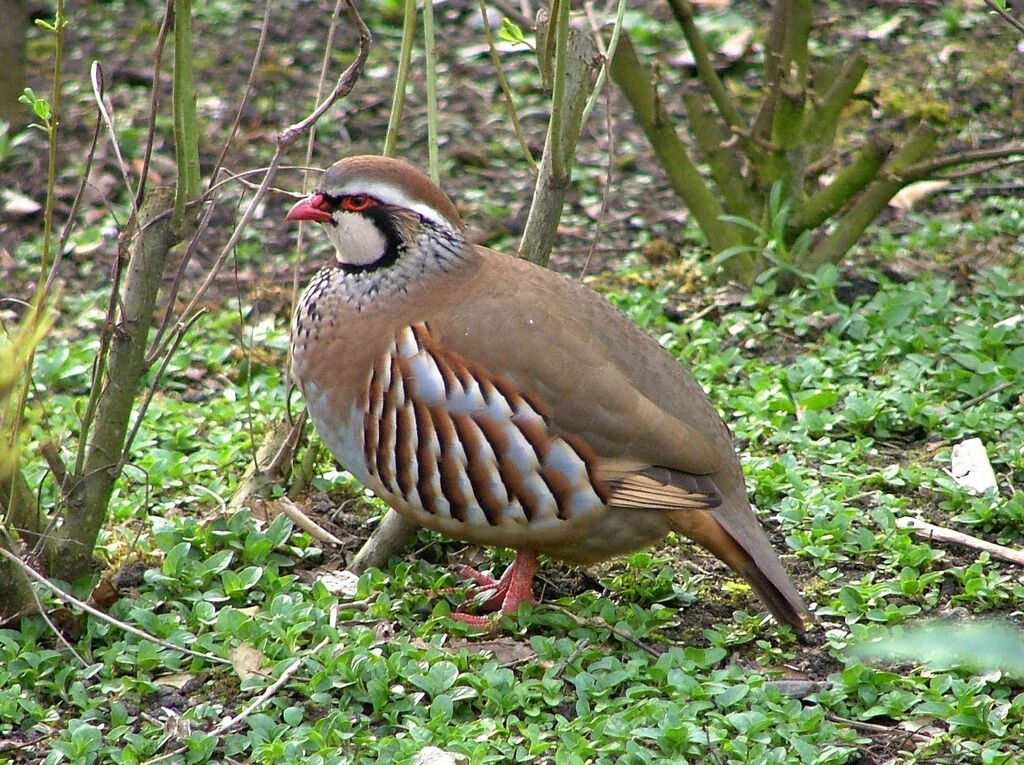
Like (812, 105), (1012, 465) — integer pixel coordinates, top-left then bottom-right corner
(579, 0), (628, 132)
(477, 0), (536, 172)
(139, 638), (331, 765)
(579, 1), (619, 281)
(207, 0), (272, 192)
(902, 143), (1024, 180)
(0, 546), (231, 665)
(896, 517), (1024, 566)
(170, 0), (370, 341)
(123, 310), (204, 458)
(278, 0), (371, 147)
(983, 0), (1024, 35)
(547, 604), (663, 658)
(47, 109), (103, 299)
(961, 381), (1013, 409)
(937, 157), (1024, 181)
(216, 638), (330, 731)
(144, 194), (218, 364)
(135, 0), (173, 206)
(91, 62), (140, 223)
(423, 0), (439, 183)
(22, 563), (89, 667)
(384, 0), (416, 157)
(665, 0), (744, 130)
(280, 498), (347, 547)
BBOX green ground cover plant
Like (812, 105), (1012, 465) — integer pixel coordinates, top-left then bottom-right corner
(3, 224), (1023, 761)
(2, 1), (1023, 763)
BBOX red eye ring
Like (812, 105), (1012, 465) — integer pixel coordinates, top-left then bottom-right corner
(341, 195), (376, 212)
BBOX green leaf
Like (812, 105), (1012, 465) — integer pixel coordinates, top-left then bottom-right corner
(265, 513), (293, 547)
(797, 390), (839, 411)
(236, 566), (264, 590)
(162, 542), (191, 576)
(499, 17), (529, 46)
(714, 684), (750, 707)
(202, 549), (234, 575)
(409, 661), (460, 697)
(950, 352), (997, 374)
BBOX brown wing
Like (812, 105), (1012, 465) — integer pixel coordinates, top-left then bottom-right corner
(421, 249), (811, 632)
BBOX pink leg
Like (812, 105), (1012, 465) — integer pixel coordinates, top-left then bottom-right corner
(451, 550), (540, 628)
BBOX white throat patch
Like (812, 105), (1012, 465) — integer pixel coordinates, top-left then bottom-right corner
(327, 212), (387, 267)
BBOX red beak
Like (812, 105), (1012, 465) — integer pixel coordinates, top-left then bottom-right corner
(286, 193), (333, 223)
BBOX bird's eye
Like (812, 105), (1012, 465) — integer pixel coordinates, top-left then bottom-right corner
(341, 195), (376, 212)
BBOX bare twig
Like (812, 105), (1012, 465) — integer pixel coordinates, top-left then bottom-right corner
(228, 413), (306, 510)
(825, 712), (934, 743)
(0, 546), (231, 665)
(961, 381), (1014, 410)
(280, 498), (347, 547)
(22, 564), (89, 667)
(347, 509), (418, 575)
(140, 636), (330, 765)
(216, 637), (330, 733)
(169, 0), (370, 343)
(579, 0), (627, 133)
(477, 0), (537, 172)
(983, 0), (1024, 35)
(547, 604), (663, 658)
(46, 108), (102, 299)
(903, 143), (1024, 181)
(91, 62), (140, 223)
(896, 517), (1024, 566)
(124, 310), (204, 459)
(207, 0), (272, 193)
(135, 0), (173, 206)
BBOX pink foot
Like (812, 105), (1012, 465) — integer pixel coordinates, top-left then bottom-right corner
(451, 550), (539, 627)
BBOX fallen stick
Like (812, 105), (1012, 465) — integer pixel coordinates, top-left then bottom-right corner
(279, 497), (347, 547)
(347, 509), (418, 575)
(896, 517), (1024, 566)
(0, 547), (230, 666)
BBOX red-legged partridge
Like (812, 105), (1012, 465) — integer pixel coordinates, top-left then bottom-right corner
(286, 155), (811, 632)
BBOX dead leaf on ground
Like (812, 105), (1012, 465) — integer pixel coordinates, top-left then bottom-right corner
(87, 577), (120, 610)
(1, 189), (42, 218)
(867, 14), (905, 41)
(889, 180), (950, 211)
(318, 569), (360, 597)
(155, 672), (195, 690)
(229, 644), (266, 682)
(449, 637), (537, 665)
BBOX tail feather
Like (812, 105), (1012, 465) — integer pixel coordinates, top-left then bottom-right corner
(667, 507), (810, 633)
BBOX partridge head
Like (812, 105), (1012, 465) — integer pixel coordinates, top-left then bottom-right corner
(286, 155), (811, 632)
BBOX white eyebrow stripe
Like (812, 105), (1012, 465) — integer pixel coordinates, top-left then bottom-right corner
(336, 179), (451, 230)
